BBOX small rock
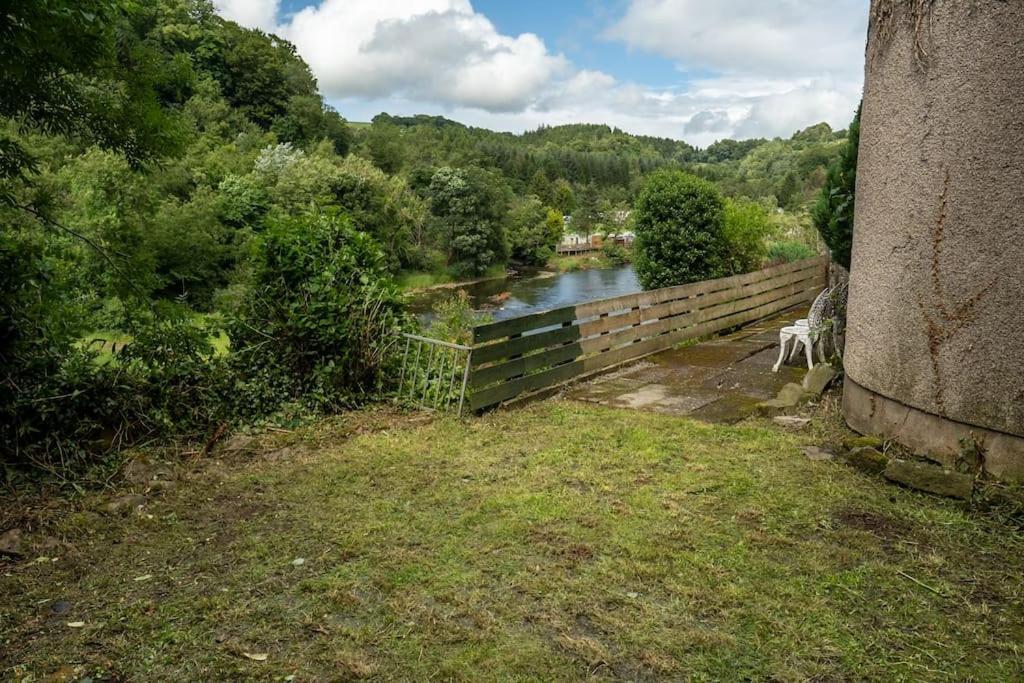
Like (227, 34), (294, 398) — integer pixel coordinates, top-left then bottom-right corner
(773, 416), (811, 430)
(802, 363), (837, 396)
(0, 528), (23, 557)
(803, 446), (835, 462)
(884, 459), (974, 500)
(291, 557), (305, 566)
(104, 494), (146, 516)
(50, 600), (73, 615)
(845, 446), (888, 475)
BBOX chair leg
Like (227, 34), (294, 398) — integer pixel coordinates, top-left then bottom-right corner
(803, 334), (815, 370)
(788, 338), (802, 361)
(772, 333), (789, 372)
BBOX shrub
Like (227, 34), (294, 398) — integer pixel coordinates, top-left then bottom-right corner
(721, 197), (774, 273)
(427, 290), (490, 346)
(766, 240), (816, 265)
(226, 212), (409, 417)
(632, 171), (730, 289)
(812, 104), (860, 269)
(602, 240), (631, 266)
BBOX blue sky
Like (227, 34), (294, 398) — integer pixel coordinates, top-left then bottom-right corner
(214, 0), (868, 146)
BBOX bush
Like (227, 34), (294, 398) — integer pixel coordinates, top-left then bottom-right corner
(601, 240), (631, 266)
(766, 240), (816, 265)
(226, 212), (409, 417)
(632, 171), (731, 290)
(812, 104), (860, 269)
(427, 290), (490, 346)
(721, 197), (773, 273)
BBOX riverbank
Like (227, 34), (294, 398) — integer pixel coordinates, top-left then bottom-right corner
(3, 400), (1022, 679)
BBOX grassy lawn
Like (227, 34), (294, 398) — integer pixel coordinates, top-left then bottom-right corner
(2, 401), (1022, 681)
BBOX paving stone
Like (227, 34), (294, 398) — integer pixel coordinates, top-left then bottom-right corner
(884, 459), (975, 500)
(773, 416), (811, 430)
(802, 363), (837, 396)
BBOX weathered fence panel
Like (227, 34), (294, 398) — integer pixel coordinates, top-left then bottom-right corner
(468, 256), (827, 412)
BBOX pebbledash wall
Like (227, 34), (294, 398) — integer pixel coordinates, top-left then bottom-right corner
(844, 0), (1024, 480)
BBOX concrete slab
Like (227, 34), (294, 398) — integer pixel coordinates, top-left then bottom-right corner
(567, 307), (814, 423)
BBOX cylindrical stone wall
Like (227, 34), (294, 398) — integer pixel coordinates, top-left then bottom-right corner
(844, 0), (1024, 481)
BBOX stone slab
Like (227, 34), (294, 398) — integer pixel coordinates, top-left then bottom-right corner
(884, 459), (975, 500)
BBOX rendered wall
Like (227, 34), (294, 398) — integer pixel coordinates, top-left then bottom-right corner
(844, 0), (1024, 480)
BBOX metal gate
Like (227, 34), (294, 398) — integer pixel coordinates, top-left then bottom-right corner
(397, 333), (472, 416)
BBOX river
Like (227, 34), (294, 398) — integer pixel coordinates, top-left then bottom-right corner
(409, 265), (640, 322)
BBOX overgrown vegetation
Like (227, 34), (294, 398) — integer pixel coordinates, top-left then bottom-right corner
(1, 0), (846, 479)
(813, 105), (861, 269)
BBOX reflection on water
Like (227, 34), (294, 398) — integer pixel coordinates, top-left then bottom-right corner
(410, 266), (640, 322)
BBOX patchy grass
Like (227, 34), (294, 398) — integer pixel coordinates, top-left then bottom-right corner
(2, 401), (1023, 681)
(397, 264), (508, 293)
(548, 253), (614, 272)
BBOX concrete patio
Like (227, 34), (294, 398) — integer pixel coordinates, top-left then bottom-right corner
(565, 307), (812, 422)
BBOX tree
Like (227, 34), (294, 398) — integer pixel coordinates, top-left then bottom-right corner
(812, 104), (860, 269)
(572, 184), (601, 239)
(551, 178), (576, 215)
(427, 167), (509, 276)
(721, 198), (774, 274)
(633, 171), (731, 290)
(508, 198), (561, 266)
(0, 0), (191, 188)
(366, 121), (405, 174)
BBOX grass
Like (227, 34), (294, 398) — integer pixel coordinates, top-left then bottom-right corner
(2, 400), (1023, 680)
(79, 320), (231, 365)
(397, 264), (508, 292)
(548, 253), (629, 273)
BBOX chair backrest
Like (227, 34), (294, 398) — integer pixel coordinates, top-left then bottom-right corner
(807, 287), (832, 329)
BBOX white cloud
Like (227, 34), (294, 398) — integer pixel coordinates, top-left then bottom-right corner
(213, 0), (280, 32)
(269, 0), (567, 112)
(213, 0), (868, 145)
(606, 0), (867, 78)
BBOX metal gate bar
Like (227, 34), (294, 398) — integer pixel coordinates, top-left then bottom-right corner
(397, 333), (473, 416)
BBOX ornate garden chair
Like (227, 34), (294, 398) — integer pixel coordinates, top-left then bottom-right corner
(772, 287), (832, 372)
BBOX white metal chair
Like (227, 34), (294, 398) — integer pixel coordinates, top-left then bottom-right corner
(772, 288), (830, 372)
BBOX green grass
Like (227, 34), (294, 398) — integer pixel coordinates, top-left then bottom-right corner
(2, 401), (1022, 680)
(548, 253), (621, 273)
(398, 264), (507, 292)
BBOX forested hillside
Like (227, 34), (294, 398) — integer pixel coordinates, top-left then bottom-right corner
(1, 0), (847, 478)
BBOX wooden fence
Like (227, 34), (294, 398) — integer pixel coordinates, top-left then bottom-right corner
(467, 256), (828, 412)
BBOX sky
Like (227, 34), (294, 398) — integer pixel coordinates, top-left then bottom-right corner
(212, 0), (869, 147)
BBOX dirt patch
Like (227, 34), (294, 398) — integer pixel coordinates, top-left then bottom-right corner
(835, 508), (912, 547)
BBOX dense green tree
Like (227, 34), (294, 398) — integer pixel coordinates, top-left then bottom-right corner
(427, 167), (509, 276)
(366, 121), (406, 174)
(812, 105), (860, 269)
(508, 198), (562, 266)
(551, 179), (577, 215)
(0, 0), (191, 187)
(633, 171), (731, 290)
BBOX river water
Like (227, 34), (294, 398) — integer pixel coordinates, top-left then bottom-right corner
(410, 265), (641, 322)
